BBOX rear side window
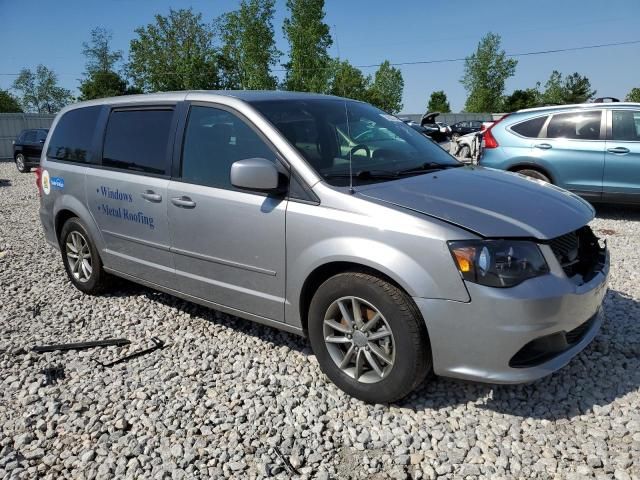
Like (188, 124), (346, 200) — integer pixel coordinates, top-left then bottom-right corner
(611, 110), (640, 141)
(510, 116), (547, 138)
(102, 109), (174, 175)
(24, 130), (37, 142)
(546, 111), (602, 140)
(47, 106), (101, 163)
(181, 106), (277, 189)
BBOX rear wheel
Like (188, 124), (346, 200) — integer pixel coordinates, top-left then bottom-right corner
(516, 168), (551, 183)
(308, 272), (431, 403)
(59, 217), (110, 294)
(15, 154), (29, 173)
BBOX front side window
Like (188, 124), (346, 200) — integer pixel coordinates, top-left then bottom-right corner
(510, 116), (547, 138)
(251, 99), (459, 187)
(47, 106), (101, 163)
(102, 109), (174, 175)
(611, 110), (640, 141)
(181, 106), (277, 189)
(546, 110), (602, 140)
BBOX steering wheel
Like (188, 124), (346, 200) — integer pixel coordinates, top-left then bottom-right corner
(349, 144), (371, 159)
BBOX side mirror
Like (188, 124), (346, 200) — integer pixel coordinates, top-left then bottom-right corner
(230, 158), (284, 193)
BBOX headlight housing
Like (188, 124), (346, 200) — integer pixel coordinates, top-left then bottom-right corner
(448, 240), (549, 288)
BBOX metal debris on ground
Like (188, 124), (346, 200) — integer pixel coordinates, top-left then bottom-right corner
(274, 446), (300, 476)
(94, 337), (165, 368)
(41, 366), (65, 385)
(32, 338), (131, 353)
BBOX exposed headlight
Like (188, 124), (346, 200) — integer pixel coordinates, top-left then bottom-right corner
(448, 240), (549, 288)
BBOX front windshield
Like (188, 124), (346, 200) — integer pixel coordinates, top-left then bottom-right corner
(250, 98), (460, 186)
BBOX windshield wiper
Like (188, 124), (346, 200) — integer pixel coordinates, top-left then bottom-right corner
(323, 170), (399, 179)
(396, 161), (464, 175)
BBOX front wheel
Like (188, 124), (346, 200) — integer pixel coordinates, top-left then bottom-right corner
(15, 154), (29, 173)
(308, 272), (431, 403)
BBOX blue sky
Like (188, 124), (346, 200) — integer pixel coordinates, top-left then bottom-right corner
(1, 0), (638, 113)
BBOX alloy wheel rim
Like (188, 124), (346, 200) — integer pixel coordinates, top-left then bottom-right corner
(65, 231), (92, 282)
(16, 155), (24, 170)
(323, 296), (395, 384)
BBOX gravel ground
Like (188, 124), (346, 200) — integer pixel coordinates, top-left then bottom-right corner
(1, 160), (639, 480)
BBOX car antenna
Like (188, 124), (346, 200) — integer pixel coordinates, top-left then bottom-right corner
(343, 100), (355, 194)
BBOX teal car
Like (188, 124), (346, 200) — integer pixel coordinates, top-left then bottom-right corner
(480, 103), (640, 204)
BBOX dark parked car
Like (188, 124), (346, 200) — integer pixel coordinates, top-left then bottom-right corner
(13, 129), (48, 173)
(450, 120), (483, 140)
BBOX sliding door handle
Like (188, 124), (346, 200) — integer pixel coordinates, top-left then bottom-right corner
(171, 196), (196, 208)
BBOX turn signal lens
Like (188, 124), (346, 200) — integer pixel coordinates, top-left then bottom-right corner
(452, 247), (475, 273)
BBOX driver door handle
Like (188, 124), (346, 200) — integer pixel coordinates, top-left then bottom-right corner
(171, 196), (196, 208)
(607, 147), (630, 154)
(534, 143), (552, 150)
(141, 190), (162, 202)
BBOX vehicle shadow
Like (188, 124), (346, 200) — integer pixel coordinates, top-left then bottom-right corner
(102, 281), (638, 419)
(400, 289), (640, 420)
(0, 179), (11, 187)
(594, 204), (640, 221)
(102, 279), (310, 354)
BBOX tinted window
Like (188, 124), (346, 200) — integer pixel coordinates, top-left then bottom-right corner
(611, 110), (640, 141)
(511, 116), (547, 138)
(181, 106), (277, 189)
(37, 130), (48, 142)
(102, 109), (174, 175)
(546, 111), (602, 140)
(47, 106), (101, 162)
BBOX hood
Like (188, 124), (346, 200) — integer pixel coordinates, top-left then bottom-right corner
(357, 166), (594, 240)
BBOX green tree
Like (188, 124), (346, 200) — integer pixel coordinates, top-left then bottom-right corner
(217, 0), (280, 90)
(541, 70), (564, 105)
(367, 61), (404, 114)
(79, 71), (140, 100)
(12, 65), (73, 113)
(79, 27), (135, 100)
(82, 27), (122, 75)
(427, 90), (451, 113)
(502, 86), (541, 112)
(282, 0), (333, 93)
(562, 72), (596, 104)
(0, 89), (22, 112)
(461, 32), (517, 112)
(328, 60), (370, 101)
(128, 8), (220, 92)
(627, 87), (640, 102)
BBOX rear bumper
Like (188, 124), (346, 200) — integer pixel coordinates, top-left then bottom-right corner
(39, 207), (59, 250)
(414, 249), (609, 384)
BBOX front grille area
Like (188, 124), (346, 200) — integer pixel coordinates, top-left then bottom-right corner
(547, 226), (604, 282)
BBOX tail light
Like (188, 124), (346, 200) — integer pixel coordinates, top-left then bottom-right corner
(482, 114), (511, 149)
(34, 167), (43, 196)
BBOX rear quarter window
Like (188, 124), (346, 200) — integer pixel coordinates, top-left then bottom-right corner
(510, 116), (547, 138)
(47, 106), (102, 163)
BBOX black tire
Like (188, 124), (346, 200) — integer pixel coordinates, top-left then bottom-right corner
(15, 154), (30, 173)
(59, 217), (110, 294)
(451, 132), (460, 142)
(308, 272), (431, 403)
(458, 145), (471, 159)
(516, 168), (551, 183)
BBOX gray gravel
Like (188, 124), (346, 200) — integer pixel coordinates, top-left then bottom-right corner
(1, 160), (639, 479)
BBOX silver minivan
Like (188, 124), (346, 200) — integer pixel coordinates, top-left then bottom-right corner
(38, 91), (609, 403)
